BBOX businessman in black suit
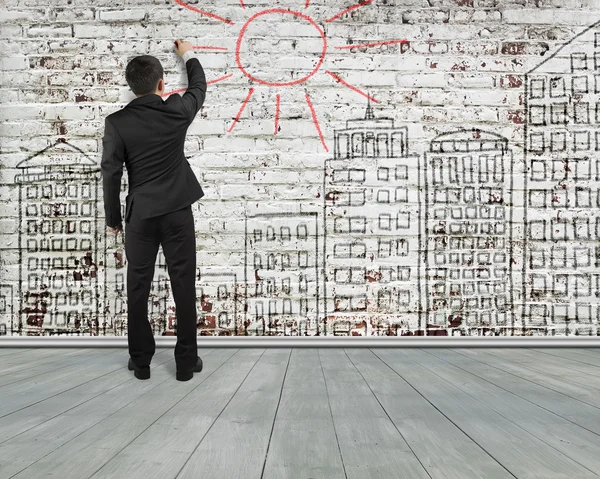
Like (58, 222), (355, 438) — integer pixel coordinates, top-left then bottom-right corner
(101, 40), (206, 381)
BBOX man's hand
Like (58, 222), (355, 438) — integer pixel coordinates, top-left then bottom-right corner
(174, 39), (193, 57)
(108, 224), (123, 235)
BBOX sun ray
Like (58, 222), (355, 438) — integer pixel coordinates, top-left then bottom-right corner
(335, 39), (408, 50)
(193, 45), (229, 51)
(240, 0), (246, 8)
(305, 0), (310, 8)
(208, 73), (234, 85)
(228, 88), (255, 133)
(305, 93), (328, 152)
(325, 0), (374, 24)
(274, 94), (281, 135)
(325, 70), (378, 103)
(173, 0), (234, 25)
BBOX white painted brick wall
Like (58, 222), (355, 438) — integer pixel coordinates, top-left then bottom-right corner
(1, 0), (600, 337)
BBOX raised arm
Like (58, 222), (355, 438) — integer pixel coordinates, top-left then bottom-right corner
(175, 40), (207, 123)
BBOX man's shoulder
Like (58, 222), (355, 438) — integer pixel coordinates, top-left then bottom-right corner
(106, 108), (127, 124)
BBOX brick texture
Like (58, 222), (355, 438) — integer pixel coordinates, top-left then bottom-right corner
(1, 0), (600, 337)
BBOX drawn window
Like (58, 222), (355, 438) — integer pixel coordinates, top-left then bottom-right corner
(596, 52), (600, 71)
(379, 213), (392, 231)
(377, 134), (389, 157)
(529, 105), (545, 125)
(573, 76), (588, 94)
(391, 132), (404, 158)
(529, 133), (544, 153)
(298, 251), (309, 268)
(551, 132), (567, 151)
(595, 76), (600, 93)
(550, 104), (567, 124)
(549, 77), (565, 97)
(26, 205), (37, 216)
(26, 186), (38, 199)
(365, 133), (376, 157)
(297, 224), (308, 239)
(81, 203), (92, 216)
(254, 253), (263, 269)
(395, 165), (408, 180)
(571, 53), (588, 71)
(395, 187), (408, 203)
(396, 239), (409, 256)
(351, 133), (364, 157)
(530, 78), (545, 99)
(397, 212), (410, 229)
(462, 156), (474, 183)
(596, 103), (600, 123)
(448, 157), (459, 183)
(478, 155), (489, 183)
(337, 133), (349, 159)
(574, 131), (591, 151)
(377, 190), (390, 203)
(253, 229), (262, 242)
(378, 167), (389, 181)
(280, 227), (291, 241)
(68, 184), (78, 198)
(574, 103), (590, 124)
(574, 157), (591, 180)
(575, 187), (592, 208)
(55, 183), (66, 197)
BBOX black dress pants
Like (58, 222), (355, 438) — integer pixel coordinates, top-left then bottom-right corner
(124, 204), (198, 370)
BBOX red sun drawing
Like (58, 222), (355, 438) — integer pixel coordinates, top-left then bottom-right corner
(166, 0), (407, 152)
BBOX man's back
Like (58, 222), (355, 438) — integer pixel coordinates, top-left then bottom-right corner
(102, 53), (207, 226)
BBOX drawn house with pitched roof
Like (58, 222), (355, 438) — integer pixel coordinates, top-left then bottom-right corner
(524, 21), (600, 335)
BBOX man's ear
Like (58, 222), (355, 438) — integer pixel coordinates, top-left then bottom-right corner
(157, 78), (165, 93)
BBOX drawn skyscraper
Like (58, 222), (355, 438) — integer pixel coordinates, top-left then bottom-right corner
(324, 103), (421, 336)
(15, 141), (103, 334)
(424, 131), (514, 335)
(524, 21), (600, 335)
(245, 213), (320, 336)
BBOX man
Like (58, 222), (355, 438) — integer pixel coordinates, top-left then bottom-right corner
(101, 40), (207, 382)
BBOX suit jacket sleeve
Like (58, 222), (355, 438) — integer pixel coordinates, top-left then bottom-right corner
(101, 116), (125, 228)
(180, 57), (207, 123)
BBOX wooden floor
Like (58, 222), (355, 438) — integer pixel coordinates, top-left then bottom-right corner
(0, 348), (599, 479)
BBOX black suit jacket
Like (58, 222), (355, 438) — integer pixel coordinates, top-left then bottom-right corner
(101, 57), (207, 228)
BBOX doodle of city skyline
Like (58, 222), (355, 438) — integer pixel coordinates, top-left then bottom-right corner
(3, 20), (600, 336)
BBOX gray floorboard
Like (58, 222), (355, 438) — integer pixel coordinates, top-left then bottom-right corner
(1, 348), (599, 479)
(415, 348), (600, 475)
(375, 348), (596, 479)
(261, 349), (347, 479)
(344, 348), (513, 479)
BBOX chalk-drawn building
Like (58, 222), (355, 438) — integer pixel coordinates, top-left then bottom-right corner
(324, 103), (421, 336)
(245, 213), (320, 336)
(524, 22), (600, 335)
(15, 141), (103, 335)
(424, 131), (514, 335)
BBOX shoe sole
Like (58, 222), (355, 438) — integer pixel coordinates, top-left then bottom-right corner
(176, 359), (203, 382)
(128, 364), (150, 380)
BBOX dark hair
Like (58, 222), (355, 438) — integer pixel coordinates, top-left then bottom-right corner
(125, 55), (164, 96)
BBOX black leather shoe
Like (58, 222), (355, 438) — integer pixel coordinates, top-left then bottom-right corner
(176, 357), (203, 382)
(128, 358), (150, 380)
